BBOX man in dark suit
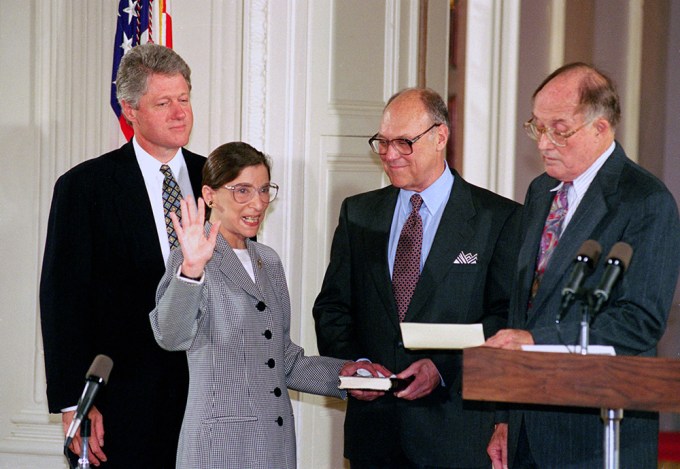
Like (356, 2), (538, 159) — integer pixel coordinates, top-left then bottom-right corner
(485, 63), (680, 468)
(40, 44), (205, 468)
(313, 88), (520, 468)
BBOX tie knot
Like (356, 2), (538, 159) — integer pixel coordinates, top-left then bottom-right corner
(160, 164), (173, 178)
(410, 194), (423, 212)
(557, 181), (571, 204)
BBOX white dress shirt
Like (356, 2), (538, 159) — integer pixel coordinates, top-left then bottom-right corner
(133, 137), (196, 264)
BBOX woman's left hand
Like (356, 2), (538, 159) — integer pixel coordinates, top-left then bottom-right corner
(169, 196), (220, 278)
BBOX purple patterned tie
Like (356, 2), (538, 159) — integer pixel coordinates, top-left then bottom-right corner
(160, 165), (183, 249)
(393, 194), (424, 322)
(531, 182), (571, 299)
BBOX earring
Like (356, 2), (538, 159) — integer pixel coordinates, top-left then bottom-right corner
(207, 201), (214, 208)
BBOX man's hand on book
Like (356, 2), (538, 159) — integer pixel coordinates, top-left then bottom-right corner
(393, 358), (440, 400)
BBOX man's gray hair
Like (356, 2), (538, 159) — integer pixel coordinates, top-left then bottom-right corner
(116, 43), (191, 108)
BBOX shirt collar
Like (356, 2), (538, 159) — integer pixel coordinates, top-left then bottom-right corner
(550, 141), (615, 195)
(398, 163), (454, 215)
(133, 137), (185, 176)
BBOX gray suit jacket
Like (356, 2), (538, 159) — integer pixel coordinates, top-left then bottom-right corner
(506, 142), (680, 468)
(151, 232), (346, 469)
(314, 170), (521, 467)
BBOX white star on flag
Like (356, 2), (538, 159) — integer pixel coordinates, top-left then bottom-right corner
(123, 0), (139, 25)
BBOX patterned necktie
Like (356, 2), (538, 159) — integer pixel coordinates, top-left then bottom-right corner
(160, 164), (183, 249)
(531, 182), (572, 299)
(393, 194), (424, 322)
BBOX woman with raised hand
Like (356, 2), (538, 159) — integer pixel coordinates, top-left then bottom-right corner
(150, 142), (372, 469)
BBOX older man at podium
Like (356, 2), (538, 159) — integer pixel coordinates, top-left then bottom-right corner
(484, 63), (680, 468)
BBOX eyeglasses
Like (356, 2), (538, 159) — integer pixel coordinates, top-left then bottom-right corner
(523, 118), (593, 147)
(223, 183), (279, 204)
(368, 123), (441, 155)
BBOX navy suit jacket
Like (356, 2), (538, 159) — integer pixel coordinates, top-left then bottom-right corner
(506, 142), (680, 468)
(314, 169), (521, 467)
(40, 141), (205, 468)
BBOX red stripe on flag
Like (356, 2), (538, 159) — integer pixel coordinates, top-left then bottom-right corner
(118, 115), (134, 141)
(165, 14), (173, 48)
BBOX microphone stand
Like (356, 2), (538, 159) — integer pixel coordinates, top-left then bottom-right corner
(78, 417), (91, 468)
(578, 302), (590, 355)
(580, 291), (621, 469)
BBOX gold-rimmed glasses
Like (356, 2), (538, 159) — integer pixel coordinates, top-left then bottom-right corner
(523, 118), (593, 147)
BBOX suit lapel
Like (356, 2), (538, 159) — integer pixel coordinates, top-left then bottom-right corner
(184, 149), (205, 199)
(528, 146), (626, 316)
(516, 178), (557, 315)
(109, 141), (166, 272)
(406, 174), (476, 323)
(214, 234), (262, 300)
(361, 187), (401, 329)
(109, 144), (205, 274)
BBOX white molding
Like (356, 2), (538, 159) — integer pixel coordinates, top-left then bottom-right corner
(384, 1), (401, 95)
(495, 1), (520, 199)
(462, 0), (520, 196)
(404, 0), (420, 89)
(0, 410), (62, 457)
(242, 0), (269, 150)
(549, 0), (566, 70)
(622, 0), (643, 162)
(206, 0), (244, 150)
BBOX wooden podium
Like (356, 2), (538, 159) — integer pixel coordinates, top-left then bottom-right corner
(463, 347), (680, 468)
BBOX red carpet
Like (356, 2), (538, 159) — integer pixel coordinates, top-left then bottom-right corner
(660, 432), (680, 462)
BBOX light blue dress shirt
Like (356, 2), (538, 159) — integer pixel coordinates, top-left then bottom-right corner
(388, 165), (455, 276)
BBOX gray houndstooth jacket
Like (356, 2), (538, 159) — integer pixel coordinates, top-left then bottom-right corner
(151, 231), (347, 469)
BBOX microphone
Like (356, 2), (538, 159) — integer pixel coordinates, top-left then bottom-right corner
(64, 355), (113, 448)
(557, 240), (602, 321)
(591, 242), (633, 314)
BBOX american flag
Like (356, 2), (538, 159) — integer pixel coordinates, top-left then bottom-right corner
(111, 0), (173, 139)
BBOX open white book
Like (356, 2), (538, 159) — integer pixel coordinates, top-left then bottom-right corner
(400, 322), (485, 350)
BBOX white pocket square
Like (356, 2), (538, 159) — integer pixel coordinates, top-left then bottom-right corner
(454, 252), (478, 264)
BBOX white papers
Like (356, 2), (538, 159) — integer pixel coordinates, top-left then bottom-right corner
(400, 322), (485, 350)
(520, 344), (616, 356)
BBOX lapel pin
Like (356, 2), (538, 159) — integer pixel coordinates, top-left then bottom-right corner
(257, 258), (263, 269)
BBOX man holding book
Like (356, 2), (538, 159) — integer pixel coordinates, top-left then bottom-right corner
(313, 87), (520, 468)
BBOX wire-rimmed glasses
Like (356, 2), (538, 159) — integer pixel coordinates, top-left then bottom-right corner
(523, 118), (593, 147)
(223, 183), (279, 204)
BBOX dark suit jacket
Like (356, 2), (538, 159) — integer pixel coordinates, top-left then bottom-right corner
(40, 140), (205, 468)
(506, 142), (680, 468)
(313, 169), (520, 467)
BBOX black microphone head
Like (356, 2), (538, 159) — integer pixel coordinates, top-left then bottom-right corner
(607, 242), (633, 271)
(86, 354), (113, 384)
(576, 240), (602, 268)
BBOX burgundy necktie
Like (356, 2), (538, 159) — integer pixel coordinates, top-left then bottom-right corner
(531, 182), (571, 299)
(393, 194), (424, 322)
